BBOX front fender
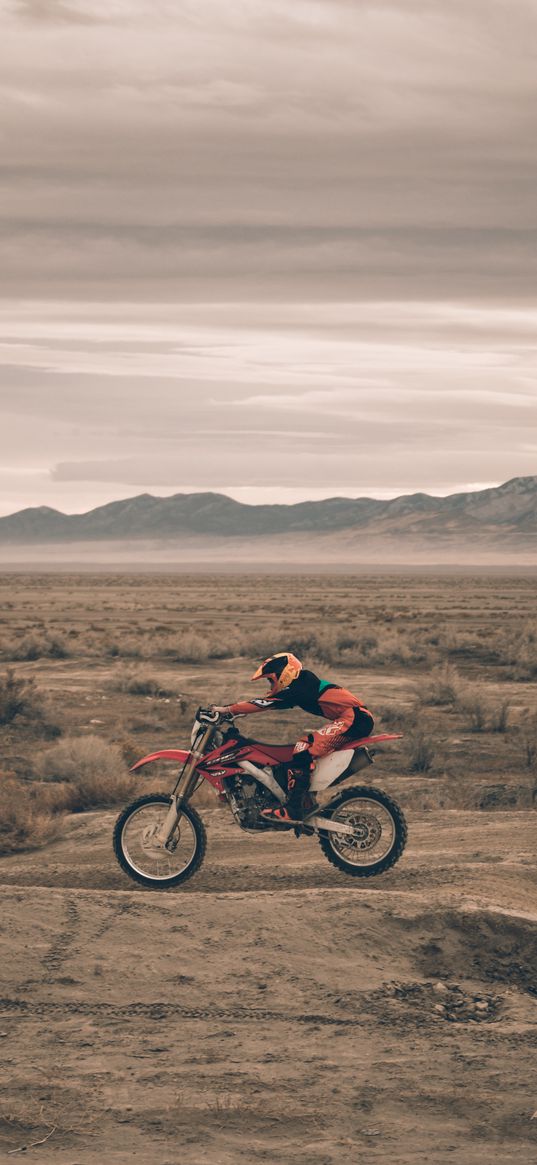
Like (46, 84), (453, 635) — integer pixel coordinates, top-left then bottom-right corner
(130, 748), (190, 773)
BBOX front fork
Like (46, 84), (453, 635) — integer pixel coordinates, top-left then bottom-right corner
(155, 724), (213, 845)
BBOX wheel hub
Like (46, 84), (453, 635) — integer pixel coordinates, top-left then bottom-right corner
(340, 813), (382, 850)
(141, 822), (181, 853)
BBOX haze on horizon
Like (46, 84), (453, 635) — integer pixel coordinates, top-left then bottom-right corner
(1, 1), (536, 518)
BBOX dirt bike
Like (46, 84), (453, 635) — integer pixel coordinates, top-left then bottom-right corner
(113, 708), (407, 889)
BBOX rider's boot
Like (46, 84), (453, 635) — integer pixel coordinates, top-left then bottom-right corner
(261, 754), (312, 824)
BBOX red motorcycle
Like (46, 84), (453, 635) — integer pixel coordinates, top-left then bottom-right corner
(113, 707), (407, 889)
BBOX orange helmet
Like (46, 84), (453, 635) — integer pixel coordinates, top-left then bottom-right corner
(251, 652), (302, 696)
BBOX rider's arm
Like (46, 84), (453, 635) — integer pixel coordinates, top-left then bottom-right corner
(227, 696), (286, 716)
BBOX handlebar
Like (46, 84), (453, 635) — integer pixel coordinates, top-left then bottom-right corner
(197, 706), (235, 725)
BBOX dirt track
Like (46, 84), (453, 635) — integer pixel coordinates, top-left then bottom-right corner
(0, 807), (536, 1164)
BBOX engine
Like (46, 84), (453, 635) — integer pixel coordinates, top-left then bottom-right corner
(225, 775), (276, 830)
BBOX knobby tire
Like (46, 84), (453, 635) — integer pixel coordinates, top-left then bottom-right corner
(318, 784), (407, 878)
(113, 793), (207, 889)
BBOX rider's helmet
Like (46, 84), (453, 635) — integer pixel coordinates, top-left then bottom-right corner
(251, 652), (302, 696)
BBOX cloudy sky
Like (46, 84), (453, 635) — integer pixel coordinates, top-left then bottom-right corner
(1, 0), (536, 515)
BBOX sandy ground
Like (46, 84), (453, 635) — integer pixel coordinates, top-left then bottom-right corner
(0, 806), (536, 1165)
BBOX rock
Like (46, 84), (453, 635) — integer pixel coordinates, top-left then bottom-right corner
(433, 1003), (445, 1014)
(474, 1001), (489, 1013)
(433, 981), (448, 995)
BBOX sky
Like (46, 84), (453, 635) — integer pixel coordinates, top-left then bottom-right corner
(0, 0), (536, 516)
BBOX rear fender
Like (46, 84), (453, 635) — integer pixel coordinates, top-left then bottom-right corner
(311, 733), (403, 792)
(130, 749), (190, 773)
(310, 750), (354, 792)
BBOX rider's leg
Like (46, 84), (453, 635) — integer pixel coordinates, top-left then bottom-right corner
(285, 712), (360, 819)
(260, 747), (313, 823)
(285, 746), (313, 819)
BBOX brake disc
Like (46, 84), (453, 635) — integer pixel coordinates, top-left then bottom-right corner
(342, 813), (382, 850)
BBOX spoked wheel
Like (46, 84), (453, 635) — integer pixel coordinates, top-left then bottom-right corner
(318, 785), (407, 879)
(113, 794), (206, 889)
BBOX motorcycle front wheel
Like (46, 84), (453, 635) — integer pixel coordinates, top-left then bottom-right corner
(318, 785), (407, 878)
(113, 793), (207, 889)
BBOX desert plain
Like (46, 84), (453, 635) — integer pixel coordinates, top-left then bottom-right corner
(0, 570), (536, 1164)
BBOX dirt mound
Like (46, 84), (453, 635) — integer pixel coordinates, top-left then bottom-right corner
(416, 907), (537, 995)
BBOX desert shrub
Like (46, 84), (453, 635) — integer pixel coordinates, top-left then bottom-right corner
(440, 628), (496, 662)
(232, 625), (433, 670)
(29, 780), (81, 814)
(0, 669), (36, 724)
(115, 736), (143, 768)
(488, 700), (511, 733)
(106, 635), (144, 659)
(0, 777), (63, 854)
(415, 663), (464, 706)
(34, 735), (135, 809)
(163, 632), (211, 664)
(12, 633), (70, 661)
(269, 626), (433, 670)
(169, 629), (246, 662)
(108, 666), (178, 698)
(238, 630), (288, 659)
(458, 691), (488, 733)
(375, 703), (408, 730)
(0, 669), (61, 737)
(406, 732), (435, 773)
(499, 622), (537, 680)
(520, 713), (537, 769)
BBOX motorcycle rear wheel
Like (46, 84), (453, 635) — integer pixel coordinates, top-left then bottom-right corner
(113, 793), (206, 889)
(318, 785), (407, 878)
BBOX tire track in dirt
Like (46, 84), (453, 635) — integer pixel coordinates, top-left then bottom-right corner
(41, 896), (80, 981)
(93, 898), (146, 939)
(0, 995), (363, 1028)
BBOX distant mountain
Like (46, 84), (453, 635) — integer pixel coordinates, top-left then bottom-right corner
(0, 477), (536, 564)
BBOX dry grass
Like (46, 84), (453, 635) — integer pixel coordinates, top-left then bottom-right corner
(499, 622), (537, 680)
(520, 714), (537, 769)
(488, 700), (511, 734)
(107, 665), (179, 699)
(406, 731), (436, 773)
(415, 663), (465, 706)
(458, 692), (488, 733)
(11, 632), (70, 661)
(0, 777), (63, 854)
(417, 666), (511, 734)
(0, 669), (61, 738)
(34, 736), (136, 809)
(457, 689), (511, 734)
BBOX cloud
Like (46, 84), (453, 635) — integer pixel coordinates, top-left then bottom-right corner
(1, 1), (536, 299)
(0, 298), (536, 515)
(0, 3), (535, 511)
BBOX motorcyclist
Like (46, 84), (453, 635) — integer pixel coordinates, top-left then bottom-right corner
(212, 652), (374, 823)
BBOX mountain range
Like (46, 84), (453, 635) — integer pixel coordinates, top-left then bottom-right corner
(0, 477), (535, 564)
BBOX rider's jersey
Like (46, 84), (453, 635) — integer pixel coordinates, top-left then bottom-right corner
(228, 669), (370, 729)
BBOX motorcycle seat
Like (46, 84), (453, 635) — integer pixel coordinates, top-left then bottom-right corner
(233, 732), (401, 765)
(240, 738), (296, 762)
